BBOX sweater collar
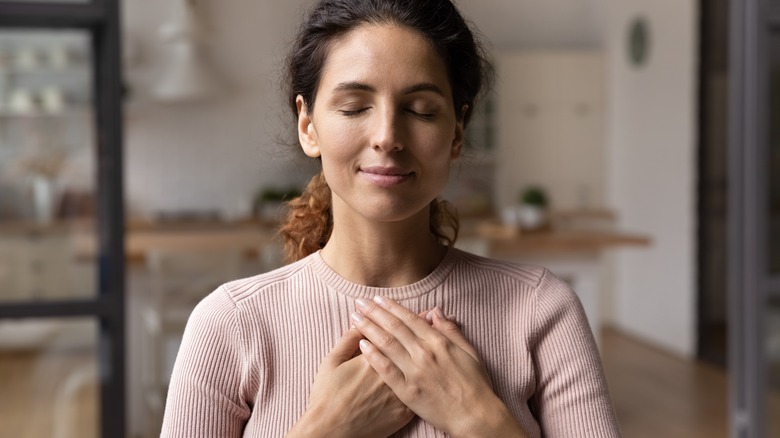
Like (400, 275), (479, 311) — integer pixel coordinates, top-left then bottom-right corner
(308, 246), (461, 300)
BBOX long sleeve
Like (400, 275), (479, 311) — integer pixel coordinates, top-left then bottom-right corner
(161, 286), (252, 437)
(529, 269), (622, 437)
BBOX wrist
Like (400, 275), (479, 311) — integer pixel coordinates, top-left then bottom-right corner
(287, 406), (348, 438)
(451, 395), (527, 438)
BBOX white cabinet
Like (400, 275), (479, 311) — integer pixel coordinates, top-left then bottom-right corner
(495, 51), (606, 211)
(0, 230), (94, 302)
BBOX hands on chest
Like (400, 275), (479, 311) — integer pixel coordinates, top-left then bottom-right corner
(286, 297), (527, 438)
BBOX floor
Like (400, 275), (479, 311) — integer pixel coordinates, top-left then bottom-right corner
(601, 328), (729, 437)
(1, 328), (778, 437)
(0, 348), (98, 438)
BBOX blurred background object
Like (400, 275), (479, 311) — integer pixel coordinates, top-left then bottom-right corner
(151, 0), (224, 103)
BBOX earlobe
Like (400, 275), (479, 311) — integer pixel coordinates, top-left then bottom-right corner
(297, 96), (321, 158)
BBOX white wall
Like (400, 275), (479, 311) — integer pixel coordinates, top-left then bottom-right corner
(604, 0), (698, 357)
(122, 0), (315, 219)
(457, 0), (605, 49)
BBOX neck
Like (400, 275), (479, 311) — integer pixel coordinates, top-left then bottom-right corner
(320, 203), (447, 288)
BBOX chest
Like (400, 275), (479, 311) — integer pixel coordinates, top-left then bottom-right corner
(239, 298), (537, 437)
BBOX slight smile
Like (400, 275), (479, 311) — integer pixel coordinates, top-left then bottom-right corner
(359, 166), (414, 187)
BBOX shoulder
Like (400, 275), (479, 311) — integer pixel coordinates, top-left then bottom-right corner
(450, 247), (549, 290)
(450, 248), (581, 318)
(215, 253), (316, 305)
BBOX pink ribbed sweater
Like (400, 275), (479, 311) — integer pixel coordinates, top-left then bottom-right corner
(161, 248), (621, 437)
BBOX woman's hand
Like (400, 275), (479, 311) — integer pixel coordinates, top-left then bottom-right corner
(352, 297), (528, 438)
(287, 326), (414, 438)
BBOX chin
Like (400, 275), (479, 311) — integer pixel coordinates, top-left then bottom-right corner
(360, 199), (433, 223)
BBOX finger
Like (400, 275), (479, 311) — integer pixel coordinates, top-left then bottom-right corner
(354, 297), (423, 350)
(429, 308), (481, 362)
(321, 327), (363, 370)
(358, 339), (406, 389)
(366, 296), (438, 341)
(348, 310), (433, 359)
(351, 307), (413, 366)
(424, 309), (459, 327)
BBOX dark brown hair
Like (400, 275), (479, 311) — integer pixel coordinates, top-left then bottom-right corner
(279, 0), (492, 263)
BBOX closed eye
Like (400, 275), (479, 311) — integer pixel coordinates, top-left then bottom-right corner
(407, 109), (435, 120)
(340, 108), (370, 117)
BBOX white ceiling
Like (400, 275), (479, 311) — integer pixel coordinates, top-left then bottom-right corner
(457, 0), (606, 50)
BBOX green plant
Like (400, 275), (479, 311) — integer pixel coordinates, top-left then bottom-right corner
(256, 186), (302, 204)
(519, 186), (548, 207)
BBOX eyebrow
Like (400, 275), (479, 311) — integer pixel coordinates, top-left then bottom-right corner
(333, 81), (446, 97)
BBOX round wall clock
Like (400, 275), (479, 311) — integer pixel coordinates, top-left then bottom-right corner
(628, 17), (650, 67)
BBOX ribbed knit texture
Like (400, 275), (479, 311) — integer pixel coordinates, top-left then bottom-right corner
(161, 248), (622, 437)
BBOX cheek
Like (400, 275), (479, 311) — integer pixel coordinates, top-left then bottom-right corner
(420, 127), (458, 163)
(319, 128), (361, 178)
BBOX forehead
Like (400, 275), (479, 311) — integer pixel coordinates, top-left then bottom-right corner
(318, 23), (452, 95)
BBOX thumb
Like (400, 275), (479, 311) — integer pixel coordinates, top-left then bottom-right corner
(322, 327), (363, 370)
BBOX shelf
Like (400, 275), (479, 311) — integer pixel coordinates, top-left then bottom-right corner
(0, 106), (91, 119)
(0, 64), (89, 76)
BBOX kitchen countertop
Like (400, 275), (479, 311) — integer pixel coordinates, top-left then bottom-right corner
(1, 217), (651, 262)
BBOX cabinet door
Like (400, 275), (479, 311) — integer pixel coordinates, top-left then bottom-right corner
(28, 234), (73, 300)
(0, 237), (29, 300)
(495, 52), (605, 211)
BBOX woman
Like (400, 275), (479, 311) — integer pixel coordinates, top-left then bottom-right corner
(162, 0), (621, 437)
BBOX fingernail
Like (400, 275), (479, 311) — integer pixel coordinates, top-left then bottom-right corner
(351, 312), (363, 323)
(373, 295), (386, 306)
(359, 339), (371, 351)
(434, 306), (445, 319)
(426, 310), (435, 322)
(356, 298), (368, 309)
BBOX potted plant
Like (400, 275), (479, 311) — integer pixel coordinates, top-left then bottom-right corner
(253, 186), (301, 222)
(518, 186), (549, 230)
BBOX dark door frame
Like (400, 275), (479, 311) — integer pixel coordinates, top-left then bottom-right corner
(0, 1), (126, 436)
(728, 0), (771, 436)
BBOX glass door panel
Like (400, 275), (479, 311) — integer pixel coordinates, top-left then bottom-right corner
(0, 317), (98, 438)
(0, 0), (126, 434)
(0, 28), (97, 303)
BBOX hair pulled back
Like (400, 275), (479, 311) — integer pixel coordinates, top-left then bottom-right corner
(279, 0), (492, 263)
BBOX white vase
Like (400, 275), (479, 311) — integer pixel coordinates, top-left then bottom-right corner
(518, 204), (546, 230)
(500, 205), (519, 227)
(32, 176), (55, 224)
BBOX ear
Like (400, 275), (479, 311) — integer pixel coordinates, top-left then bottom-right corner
(450, 104), (468, 160)
(297, 95), (321, 158)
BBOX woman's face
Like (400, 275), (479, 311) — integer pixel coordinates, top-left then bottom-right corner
(297, 23), (464, 225)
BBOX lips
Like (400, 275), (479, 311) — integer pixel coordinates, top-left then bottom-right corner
(359, 166), (413, 187)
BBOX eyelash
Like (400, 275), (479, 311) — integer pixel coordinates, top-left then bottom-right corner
(340, 108), (369, 117)
(339, 108), (435, 120)
(408, 109), (435, 120)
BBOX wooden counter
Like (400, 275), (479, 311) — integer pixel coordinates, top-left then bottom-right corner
(2, 218), (650, 262)
(483, 230), (650, 256)
(73, 222), (277, 263)
(459, 219), (651, 256)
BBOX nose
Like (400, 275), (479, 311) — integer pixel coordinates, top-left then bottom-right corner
(370, 105), (403, 152)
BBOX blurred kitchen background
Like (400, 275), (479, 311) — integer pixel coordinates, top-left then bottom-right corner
(0, 0), (778, 437)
